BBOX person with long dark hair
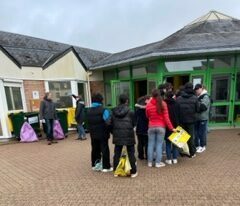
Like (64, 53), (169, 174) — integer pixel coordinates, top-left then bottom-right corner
(146, 89), (177, 168)
(39, 92), (58, 145)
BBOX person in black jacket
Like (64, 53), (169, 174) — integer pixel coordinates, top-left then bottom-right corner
(74, 95), (86, 140)
(164, 91), (179, 164)
(135, 95), (150, 160)
(86, 93), (112, 172)
(176, 83), (200, 158)
(112, 94), (137, 178)
(39, 92), (58, 145)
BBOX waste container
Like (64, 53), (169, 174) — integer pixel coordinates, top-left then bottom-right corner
(57, 110), (68, 136)
(8, 112), (25, 140)
(24, 112), (41, 137)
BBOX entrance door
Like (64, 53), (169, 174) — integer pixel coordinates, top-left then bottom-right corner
(210, 74), (231, 124)
(165, 75), (189, 91)
(134, 80), (147, 103)
(111, 80), (132, 107)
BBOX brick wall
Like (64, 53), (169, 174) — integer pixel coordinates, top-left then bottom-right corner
(90, 81), (104, 97)
(23, 80), (45, 112)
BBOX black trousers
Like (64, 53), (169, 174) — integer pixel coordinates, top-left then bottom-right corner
(91, 137), (111, 169)
(137, 134), (148, 159)
(180, 123), (196, 157)
(113, 145), (137, 174)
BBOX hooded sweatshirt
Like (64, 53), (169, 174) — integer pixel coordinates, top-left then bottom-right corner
(146, 98), (174, 131)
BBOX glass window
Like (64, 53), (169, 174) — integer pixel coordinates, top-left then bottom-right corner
(236, 73), (240, 100)
(211, 74), (231, 101)
(164, 59), (207, 72)
(209, 56), (234, 69)
(146, 63), (158, 74)
(77, 83), (86, 101)
(148, 80), (157, 95)
(48, 81), (72, 108)
(132, 66), (146, 77)
(234, 105), (240, 123)
(104, 70), (116, 82)
(210, 106), (228, 123)
(104, 84), (112, 107)
(4, 86), (23, 110)
(115, 82), (131, 105)
(236, 55), (240, 69)
(118, 68), (130, 79)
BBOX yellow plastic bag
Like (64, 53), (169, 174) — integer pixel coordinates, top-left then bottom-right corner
(168, 126), (191, 155)
(114, 147), (132, 177)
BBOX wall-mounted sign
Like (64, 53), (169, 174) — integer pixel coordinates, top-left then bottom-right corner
(32, 91), (39, 99)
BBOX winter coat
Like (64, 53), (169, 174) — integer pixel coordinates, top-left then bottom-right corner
(135, 104), (148, 135)
(39, 99), (57, 120)
(165, 97), (179, 128)
(75, 100), (85, 124)
(196, 91), (211, 121)
(112, 104), (135, 146)
(176, 91), (199, 124)
(145, 98), (174, 131)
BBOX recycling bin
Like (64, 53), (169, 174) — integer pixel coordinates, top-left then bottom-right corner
(57, 110), (68, 136)
(24, 112), (41, 137)
(8, 112), (25, 140)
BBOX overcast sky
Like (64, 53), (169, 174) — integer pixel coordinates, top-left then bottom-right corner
(0, 0), (239, 53)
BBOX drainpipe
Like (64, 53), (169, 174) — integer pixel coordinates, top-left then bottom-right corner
(87, 71), (92, 107)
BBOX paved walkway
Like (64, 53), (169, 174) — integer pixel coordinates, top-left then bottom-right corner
(0, 129), (240, 206)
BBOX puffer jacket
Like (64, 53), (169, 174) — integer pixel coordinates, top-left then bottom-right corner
(135, 103), (148, 135)
(145, 98), (174, 131)
(112, 104), (135, 145)
(176, 91), (199, 124)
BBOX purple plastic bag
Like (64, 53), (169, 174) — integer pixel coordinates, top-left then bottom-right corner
(53, 120), (65, 140)
(20, 122), (38, 143)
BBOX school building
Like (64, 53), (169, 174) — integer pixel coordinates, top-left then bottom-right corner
(0, 31), (110, 138)
(0, 10), (240, 139)
(90, 11), (240, 128)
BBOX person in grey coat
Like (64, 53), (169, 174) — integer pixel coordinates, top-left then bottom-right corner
(194, 84), (211, 153)
(39, 92), (58, 145)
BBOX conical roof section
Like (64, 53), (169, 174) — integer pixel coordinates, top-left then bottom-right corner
(91, 11), (240, 69)
(186, 10), (237, 27)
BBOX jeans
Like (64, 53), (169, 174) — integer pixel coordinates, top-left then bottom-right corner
(45, 119), (54, 141)
(113, 145), (137, 174)
(77, 123), (86, 139)
(148, 127), (166, 164)
(195, 120), (208, 147)
(166, 139), (178, 160)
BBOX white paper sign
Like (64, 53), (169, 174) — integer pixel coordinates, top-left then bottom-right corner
(32, 91), (39, 99)
(193, 78), (202, 87)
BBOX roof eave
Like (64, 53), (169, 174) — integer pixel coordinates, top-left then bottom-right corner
(90, 47), (240, 70)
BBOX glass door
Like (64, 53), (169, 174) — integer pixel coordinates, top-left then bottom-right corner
(234, 73), (240, 126)
(111, 80), (132, 107)
(147, 79), (158, 95)
(210, 74), (231, 125)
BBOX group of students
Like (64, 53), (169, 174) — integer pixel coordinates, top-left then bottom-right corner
(84, 82), (211, 178)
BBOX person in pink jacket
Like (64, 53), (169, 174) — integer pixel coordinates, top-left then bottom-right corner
(146, 89), (177, 168)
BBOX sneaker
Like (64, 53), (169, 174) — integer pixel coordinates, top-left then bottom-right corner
(165, 159), (172, 165)
(131, 172), (138, 178)
(102, 167), (113, 172)
(47, 141), (52, 145)
(114, 174), (118, 177)
(190, 154), (196, 158)
(201, 146), (206, 152)
(172, 159), (178, 164)
(197, 146), (206, 153)
(196, 147), (202, 153)
(148, 162), (153, 167)
(155, 162), (166, 168)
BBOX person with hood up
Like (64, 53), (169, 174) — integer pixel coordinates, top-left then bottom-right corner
(135, 95), (150, 160)
(112, 94), (137, 178)
(39, 92), (58, 145)
(74, 95), (86, 140)
(146, 89), (177, 168)
(176, 82), (200, 158)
